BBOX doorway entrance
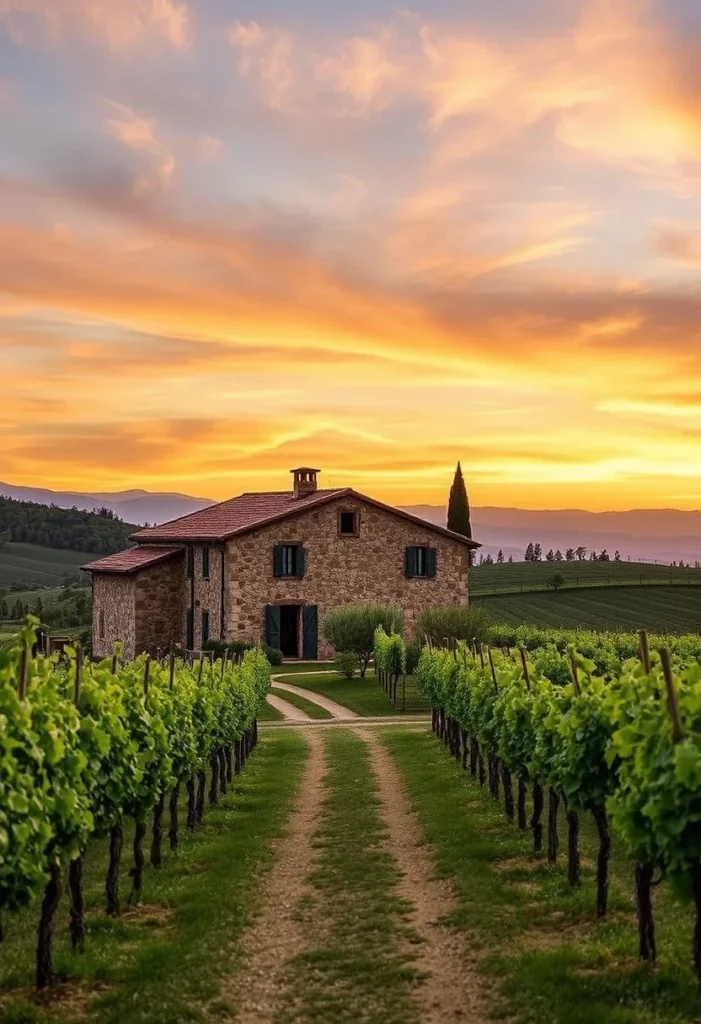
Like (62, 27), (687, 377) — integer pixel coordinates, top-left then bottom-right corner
(279, 605), (300, 658)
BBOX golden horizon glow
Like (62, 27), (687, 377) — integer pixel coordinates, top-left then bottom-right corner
(1, 0), (701, 511)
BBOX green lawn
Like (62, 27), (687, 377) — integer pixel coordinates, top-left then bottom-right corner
(281, 729), (418, 1023)
(273, 671), (430, 717)
(273, 661), (335, 674)
(471, 559), (701, 596)
(258, 698), (285, 721)
(270, 686), (333, 719)
(385, 729), (699, 1024)
(476, 584), (701, 632)
(0, 731), (306, 1024)
(0, 542), (97, 588)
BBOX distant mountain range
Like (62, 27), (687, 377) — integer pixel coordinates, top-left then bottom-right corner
(0, 482), (211, 529)
(1, 482), (699, 564)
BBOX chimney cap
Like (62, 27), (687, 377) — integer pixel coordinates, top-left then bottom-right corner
(290, 466), (321, 474)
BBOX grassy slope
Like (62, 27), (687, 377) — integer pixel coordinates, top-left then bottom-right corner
(270, 686), (333, 719)
(386, 729), (699, 1024)
(273, 671), (430, 716)
(281, 729), (417, 1023)
(0, 543), (96, 588)
(476, 585), (701, 632)
(471, 560), (701, 596)
(0, 732), (306, 1024)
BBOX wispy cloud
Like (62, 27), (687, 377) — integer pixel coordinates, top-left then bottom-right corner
(0, 0), (191, 51)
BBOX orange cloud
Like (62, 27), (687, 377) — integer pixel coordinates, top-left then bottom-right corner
(0, 0), (190, 50)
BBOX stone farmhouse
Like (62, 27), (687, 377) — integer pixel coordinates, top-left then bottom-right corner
(83, 468), (479, 662)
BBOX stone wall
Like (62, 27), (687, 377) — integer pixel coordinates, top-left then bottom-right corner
(189, 544), (224, 649)
(134, 554), (186, 657)
(224, 497), (469, 659)
(92, 574), (136, 661)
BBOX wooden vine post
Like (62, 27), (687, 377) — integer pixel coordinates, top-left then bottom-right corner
(68, 646), (86, 952)
(632, 630), (656, 961)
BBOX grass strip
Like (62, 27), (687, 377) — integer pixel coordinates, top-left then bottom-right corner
(258, 698), (285, 721)
(0, 731), (307, 1024)
(270, 687), (334, 720)
(384, 729), (700, 1024)
(274, 673), (429, 717)
(280, 729), (418, 1024)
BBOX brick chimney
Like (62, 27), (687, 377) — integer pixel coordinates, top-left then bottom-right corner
(291, 467), (320, 499)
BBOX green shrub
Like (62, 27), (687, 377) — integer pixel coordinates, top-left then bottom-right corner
(405, 641), (422, 675)
(263, 645), (284, 666)
(322, 604), (404, 677)
(416, 605), (491, 646)
(334, 651), (360, 679)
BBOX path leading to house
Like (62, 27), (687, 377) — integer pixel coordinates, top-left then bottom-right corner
(220, 730), (325, 1022)
(271, 674), (359, 719)
(222, 720), (488, 1024)
(265, 692), (312, 721)
(361, 727), (489, 1022)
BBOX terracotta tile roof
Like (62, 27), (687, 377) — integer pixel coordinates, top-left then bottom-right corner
(82, 545), (184, 575)
(129, 488), (479, 548)
(131, 489), (349, 543)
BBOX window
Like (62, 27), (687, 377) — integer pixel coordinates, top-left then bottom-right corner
(201, 609), (210, 645)
(405, 546), (437, 578)
(202, 546), (210, 580)
(98, 609), (106, 639)
(273, 544), (305, 578)
(339, 510), (359, 536)
(186, 547), (194, 579)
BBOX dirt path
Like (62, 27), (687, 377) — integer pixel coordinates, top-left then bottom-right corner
(265, 692), (311, 721)
(221, 730), (324, 1022)
(270, 678), (358, 719)
(360, 729), (490, 1024)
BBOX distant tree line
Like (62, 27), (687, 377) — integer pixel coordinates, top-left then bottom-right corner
(0, 497), (135, 555)
(0, 582), (91, 628)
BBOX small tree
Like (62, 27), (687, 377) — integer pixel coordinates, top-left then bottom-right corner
(599, 549), (610, 562)
(483, 553), (494, 565)
(546, 548), (555, 562)
(575, 546), (587, 561)
(322, 604), (403, 677)
(417, 605), (491, 646)
(524, 542), (535, 562)
(565, 548), (575, 561)
(447, 461), (472, 540)
(546, 573), (565, 591)
(554, 549), (563, 561)
(508, 555), (514, 563)
(533, 543), (543, 561)
(497, 549), (504, 563)
(589, 550), (598, 561)
(614, 550), (622, 562)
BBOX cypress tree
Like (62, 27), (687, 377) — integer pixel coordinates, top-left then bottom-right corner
(447, 462), (472, 539)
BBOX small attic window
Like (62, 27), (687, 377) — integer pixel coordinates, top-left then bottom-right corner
(339, 510), (359, 537)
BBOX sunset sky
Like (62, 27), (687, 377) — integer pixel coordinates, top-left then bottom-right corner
(2, 0), (701, 509)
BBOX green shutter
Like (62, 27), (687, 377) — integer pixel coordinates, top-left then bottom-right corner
(297, 545), (306, 579)
(303, 605), (318, 659)
(265, 605), (281, 649)
(405, 546), (417, 577)
(427, 548), (437, 578)
(273, 545), (283, 577)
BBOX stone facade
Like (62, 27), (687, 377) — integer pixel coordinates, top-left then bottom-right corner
(90, 494), (470, 661)
(189, 544), (225, 650)
(225, 496), (469, 659)
(92, 574), (136, 661)
(134, 554), (186, 657)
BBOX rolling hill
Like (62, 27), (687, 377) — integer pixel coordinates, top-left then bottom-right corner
(475, 586), (701, 633)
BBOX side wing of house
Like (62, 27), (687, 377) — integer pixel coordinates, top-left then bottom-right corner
(224, 496), (470, 658)
(86, 547), (186, 661)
